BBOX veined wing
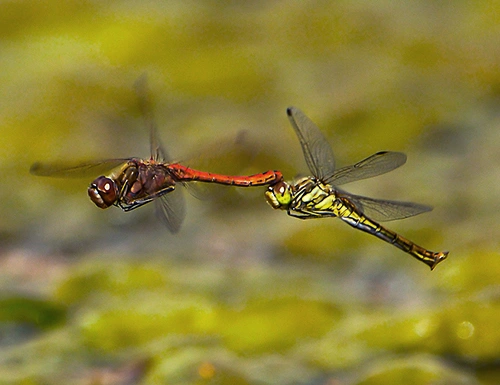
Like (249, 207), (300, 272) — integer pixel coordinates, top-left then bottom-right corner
(30, 159), (128, 178)
(342, 192), (433, 222)
(135, 76), (185, 232)
(327, 151), (406, 186)
(155, 186), (186, 233)
(134, 75), (171, 163)
(287, 107), (336, 181)
(135, 75), (187, 232)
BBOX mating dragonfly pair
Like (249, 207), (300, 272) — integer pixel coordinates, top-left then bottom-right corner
(31, 107), (448, 270)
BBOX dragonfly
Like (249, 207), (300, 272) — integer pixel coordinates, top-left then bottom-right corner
(265, 107), (448, 270)
(31, 87), (283, 233)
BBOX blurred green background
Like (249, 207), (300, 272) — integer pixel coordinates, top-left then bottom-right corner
(1, 1), (499, 384)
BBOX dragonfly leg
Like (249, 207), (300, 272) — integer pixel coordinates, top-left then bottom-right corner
(117, 199), (152, 212)
(117, 185), (176, 212)
(288, 207), (325, 219)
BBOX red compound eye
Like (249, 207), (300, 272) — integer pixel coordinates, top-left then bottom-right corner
(88, 176), (117, 209)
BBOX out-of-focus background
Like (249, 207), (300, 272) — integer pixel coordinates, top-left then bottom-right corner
(1, 1), (499, 384)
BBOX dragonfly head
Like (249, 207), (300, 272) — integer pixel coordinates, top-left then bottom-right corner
(265, 180), (292, 210)
(88, 176), (118, 209)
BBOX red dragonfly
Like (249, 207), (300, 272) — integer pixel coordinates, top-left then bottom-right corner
(31, 89), (282, 233)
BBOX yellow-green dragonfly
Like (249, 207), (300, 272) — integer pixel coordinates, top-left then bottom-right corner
(265, 107), (448, 270)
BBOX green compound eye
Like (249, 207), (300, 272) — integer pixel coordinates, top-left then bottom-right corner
(265, 181), (292, 209)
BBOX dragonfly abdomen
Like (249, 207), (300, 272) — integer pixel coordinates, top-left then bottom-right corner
(169, 164), (282, 187)
(340, 212), (448, 270)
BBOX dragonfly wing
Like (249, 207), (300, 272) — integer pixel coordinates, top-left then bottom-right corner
(328, 151), (406, 186)
(148, 108), (171, 163)
(154, 188), (186, 233)
(30, 159), (128, 178)
(287, 107), (336, 180)
(134, 75), (172, 163)
(135, 76), (184, 232)
(344, 192), (433, 222)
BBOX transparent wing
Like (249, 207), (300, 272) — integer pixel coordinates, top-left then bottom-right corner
(135, 76), (186, 232)
(134, 75), (171, 162)
(343, 192), (433, 222)
(327, 151), (407, 186)
(287, 107), (336, 180)
(155, 188), (186, 233)
(30, 159), (128, 178)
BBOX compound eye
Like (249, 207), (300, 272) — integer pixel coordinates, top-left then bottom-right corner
(265, 180), (291, 209)
(269, 180), (287, 196)
(88, 176), (117, 209)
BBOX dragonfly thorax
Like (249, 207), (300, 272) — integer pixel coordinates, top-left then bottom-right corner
(284, 177), (350, 219)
